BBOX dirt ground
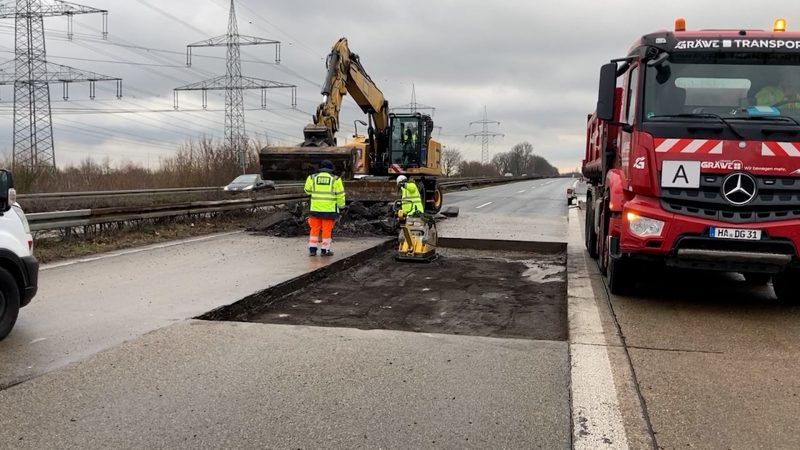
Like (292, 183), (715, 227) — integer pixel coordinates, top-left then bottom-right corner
(223, 248), (567, 341)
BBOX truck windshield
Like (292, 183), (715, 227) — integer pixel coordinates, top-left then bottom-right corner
(643, 53), (800, 121)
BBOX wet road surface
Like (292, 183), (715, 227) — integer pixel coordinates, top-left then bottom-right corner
(1, 179), (575, 449)
(0, 233), (384, 388)
(439, 178), (573, 242)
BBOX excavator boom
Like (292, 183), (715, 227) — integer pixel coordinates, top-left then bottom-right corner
(258, 37), (444, 212)
(260, 37), (388, 180)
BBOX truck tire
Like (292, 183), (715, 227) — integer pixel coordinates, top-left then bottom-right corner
(742, 272), (771, 285)
(585, 198), (598, 259)
(608, 255), (634, 296)
(773, 271), (800, 303)
(0, 267), (21, 341)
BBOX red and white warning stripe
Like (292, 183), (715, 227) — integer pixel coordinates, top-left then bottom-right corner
(389, 164), (403, 173)
(654, 138), (723, 154)
(762, 141), (800, 157)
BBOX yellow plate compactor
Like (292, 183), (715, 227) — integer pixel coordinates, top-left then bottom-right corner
(396, 210), (438, 262)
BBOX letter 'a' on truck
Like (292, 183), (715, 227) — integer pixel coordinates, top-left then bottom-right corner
(583, 18), (800, 299)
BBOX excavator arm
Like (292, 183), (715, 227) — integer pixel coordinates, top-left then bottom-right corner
(260, 37), (389, 180)
(307, 37), (389, 145)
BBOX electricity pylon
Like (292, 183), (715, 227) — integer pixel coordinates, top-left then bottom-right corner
(0, 0), (122, 170)
(174, 0), (296, 173)
(465, 106), (503, 164)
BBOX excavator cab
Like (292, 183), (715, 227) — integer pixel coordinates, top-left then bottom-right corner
(389, 113), (433, 169)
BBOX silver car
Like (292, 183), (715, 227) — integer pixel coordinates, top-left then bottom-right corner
(223, 174), (275, 192)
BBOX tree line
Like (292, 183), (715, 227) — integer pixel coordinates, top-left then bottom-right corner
(441, 141), (559, 177)
(7, 139), (558, 193)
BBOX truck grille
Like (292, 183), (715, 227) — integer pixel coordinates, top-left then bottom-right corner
(661, 174), (800, 223)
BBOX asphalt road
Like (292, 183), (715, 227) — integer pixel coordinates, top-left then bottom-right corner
(439, 177), (574, 242)
(0, 179), (575, 449)
(0, 233), (385, 388)
(610, 268), (800, 449)
(568, 202), (800, 449)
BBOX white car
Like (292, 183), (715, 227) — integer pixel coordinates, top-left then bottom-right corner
(0, 169), (39, 340)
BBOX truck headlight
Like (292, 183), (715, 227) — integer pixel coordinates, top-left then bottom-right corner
(627, 212), (664, 238)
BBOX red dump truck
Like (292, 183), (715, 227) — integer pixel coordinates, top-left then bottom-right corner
(583, 18), (800, 299)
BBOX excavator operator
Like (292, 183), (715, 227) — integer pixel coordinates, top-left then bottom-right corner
(402, 125), (418, 165)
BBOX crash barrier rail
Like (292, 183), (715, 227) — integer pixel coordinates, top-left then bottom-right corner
(27, 193), (308, 232)
(17, 183), (304, 202)
(26, 176), (538, 232)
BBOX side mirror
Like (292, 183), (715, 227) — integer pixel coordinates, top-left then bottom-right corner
(597, 63), (618, 121)
(0, 169), (13, 212)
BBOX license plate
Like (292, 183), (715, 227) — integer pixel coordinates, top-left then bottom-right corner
(709, 227), (762, 240)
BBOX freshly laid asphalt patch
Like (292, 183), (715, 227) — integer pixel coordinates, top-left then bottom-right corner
(208, 247), (567, 341)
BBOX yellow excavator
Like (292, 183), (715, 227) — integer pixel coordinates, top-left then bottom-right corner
(259, 37), (444, 213)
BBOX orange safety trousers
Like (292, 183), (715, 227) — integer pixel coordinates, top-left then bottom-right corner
(307, 216), (335, 251)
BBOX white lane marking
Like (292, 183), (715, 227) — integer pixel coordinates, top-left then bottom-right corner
(475, 202), (493, 209)
(42, 231), (244, 270)
(568, 208), (630, 449)
(517, 190), (526, 194)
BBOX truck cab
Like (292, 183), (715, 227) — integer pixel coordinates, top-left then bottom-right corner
(0, 169), (39, 340)
(584, 18), (800, 299)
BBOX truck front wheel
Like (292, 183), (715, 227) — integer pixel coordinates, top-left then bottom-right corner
(608, 255), (634, 296)
(773, 271), (800, 303)
(742, 272), (771, 285)
(0, 267), (21, 341)
(585, 197), (598, 259)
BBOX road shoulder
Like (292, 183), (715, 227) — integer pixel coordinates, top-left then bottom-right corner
(568, 206), (654, 449)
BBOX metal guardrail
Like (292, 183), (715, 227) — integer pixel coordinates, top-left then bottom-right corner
(26, 176), (536, 232)
(18, 183), (304, 202)
(27, 193), (308, 232)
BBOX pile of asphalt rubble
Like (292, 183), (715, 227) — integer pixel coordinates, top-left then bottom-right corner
(248, 202), (397, 237)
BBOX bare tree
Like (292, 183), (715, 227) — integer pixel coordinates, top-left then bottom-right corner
(441, 146), (463, 177)
(507, 141), (535, 176)
(491, 152), (511, 175)
(457, 160), (499, 177)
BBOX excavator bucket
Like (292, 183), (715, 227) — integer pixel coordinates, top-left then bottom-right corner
(259, 146), (358, 181)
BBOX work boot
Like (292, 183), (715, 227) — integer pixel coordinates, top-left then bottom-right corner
(309, 248), (317, 257)
(321, 249), (334, 257)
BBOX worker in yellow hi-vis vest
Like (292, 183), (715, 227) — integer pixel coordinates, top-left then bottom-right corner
(756, 75), (800, 110)
(304, 160), (345, 257)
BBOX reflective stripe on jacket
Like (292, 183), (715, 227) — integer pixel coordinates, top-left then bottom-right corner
(400, 180), (424, 214)
(305, 172), (345, 217)
(756, 86), (800, 108)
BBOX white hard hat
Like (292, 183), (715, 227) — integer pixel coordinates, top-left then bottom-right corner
(396, 175), (407, 185)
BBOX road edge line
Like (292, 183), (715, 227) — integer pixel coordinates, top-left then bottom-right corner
(567, 206), (630, 449)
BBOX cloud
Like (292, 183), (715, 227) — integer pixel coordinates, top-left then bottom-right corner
(0, 0), (797, 172)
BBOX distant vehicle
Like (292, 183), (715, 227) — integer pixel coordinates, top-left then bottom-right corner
(0, 169), (38, 341)
(223, 174), (275, 192)
(567, 180), (578, 206)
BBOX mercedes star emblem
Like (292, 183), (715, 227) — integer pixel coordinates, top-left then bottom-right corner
(721, 172), (757, 206)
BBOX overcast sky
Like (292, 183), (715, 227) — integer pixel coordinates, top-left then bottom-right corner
(0, 0), (798, 172)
